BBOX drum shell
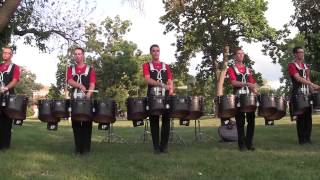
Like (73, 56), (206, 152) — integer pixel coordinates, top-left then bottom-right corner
(52, 99), (70, 118)
(71, 99), (93, 122)
(168, 96), (190, 118)
(38, 99), (59, 122)
(217, 95), (237, 119)
(147, 96), (167, 116)
(258, 94), (277, 117)
(312, 93), (320, 110)
(291, 94), (309, 116)
(126, 97), (147, 120)
(4, 95), (28, 120)
(268, 96), (287, 120)
(93, 98), (116, 123)
(239, 94), (257, 113)
(184, 96), (204, 120)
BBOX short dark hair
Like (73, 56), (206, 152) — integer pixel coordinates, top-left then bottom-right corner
(75, 47), (85, 54)
(233, 47), (243, 55)
(293, 46), (303, 54)
(149, 44), (160, 52)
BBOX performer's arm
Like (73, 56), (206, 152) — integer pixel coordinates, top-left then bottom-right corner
(3, 65), (20, 91)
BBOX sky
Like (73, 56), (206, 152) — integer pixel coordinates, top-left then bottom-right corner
(12, 0), (296, 88)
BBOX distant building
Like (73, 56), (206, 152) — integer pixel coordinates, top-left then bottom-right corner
(32, 85), (49, 117)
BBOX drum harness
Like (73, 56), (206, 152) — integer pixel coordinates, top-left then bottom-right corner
(71, 65), (90, 99)
(0, 64), (13, 106)
(149, 62), (166, 96)
(294, 62), (309, 95)
(290, 63), (311, 120)
(233, 65), (254, 107)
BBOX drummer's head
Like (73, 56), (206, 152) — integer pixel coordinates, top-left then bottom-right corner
(150, 44), (160, 61)
(293, 46), (304, 61)
(2, 46), (13, 62)
(74, 47), (85, 64)
(234, 48), (244, 63)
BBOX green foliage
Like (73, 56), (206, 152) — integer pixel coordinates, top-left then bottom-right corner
(160, 0), (277, 96)
(46, 83), (63, 99)
(55, 16), (147, 110)
(15, 67), (42, 99)
(0, 0), (96, 51)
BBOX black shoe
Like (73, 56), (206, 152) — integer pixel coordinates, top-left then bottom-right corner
(305, 140), (312, 145)
(153, 148), (161, 154)
(247, 146), (255, 151)
(239, 146), (246, 152)
(160, 148), (168, 154)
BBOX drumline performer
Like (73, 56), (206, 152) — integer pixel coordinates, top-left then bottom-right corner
(288, 46), (320, 145)
(67, 47), (96, 154)
(142, 44), (174, 154)
(0, 46), (21, 150)
(227, 48), (258, 151)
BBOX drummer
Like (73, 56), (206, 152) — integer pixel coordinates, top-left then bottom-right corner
(227, 48), (258, 151)
(0, 46), (21, 150)
(288, 46), (320, 145)
(142, 44), (174, 154)
(67, 47), (96, 154)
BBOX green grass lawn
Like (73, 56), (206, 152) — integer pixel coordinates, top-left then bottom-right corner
(1, 116), (320, 180)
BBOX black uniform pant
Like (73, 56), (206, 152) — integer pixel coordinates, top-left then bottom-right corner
(72, 120), (93, 154)
(149, 113), (170, 151)
(235, 111), (255, 149)
(0, 111), (13, 150)
(296, 107), (312, 144)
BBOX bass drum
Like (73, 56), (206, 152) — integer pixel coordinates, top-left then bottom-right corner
(168, 96), (190, 118)
(258, 93), (277, 117)
(38, 99), (59, 123)
(71, 99), (93, 122)
(216, 95), (237, 119)
(290, 94), (310, 116)
(239, 93), (257, 113)
(147, 96), (167, 116)
(184, 96), (204, 120)
(93, 98), (117, 123)
(126, 97), (147, 120)
(4, 95), (28, 120)
(52, 99), (70, 118)
(268, 96), (287, 120)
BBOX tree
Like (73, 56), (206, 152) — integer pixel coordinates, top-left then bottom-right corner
(0, 0), (21, 33)
(160, 0), (278, 96)
(15, 67), (42, 100)
(0, 0), (96, 52)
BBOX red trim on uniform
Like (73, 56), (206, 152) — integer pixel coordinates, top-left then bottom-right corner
(0, 63), (20, 81)
(67, 65), (96, 84)
(142, 61), (173, 80)
(227, 66), (256, 84)
(288, 62), (309, 79)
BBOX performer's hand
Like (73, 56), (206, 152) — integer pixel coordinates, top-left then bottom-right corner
(85, 93), (91, 100)
(0, 86), (8, 93)
(78, 84), (87, 93)
(169, 89), (174, 95)
(312, 84), (320, 91)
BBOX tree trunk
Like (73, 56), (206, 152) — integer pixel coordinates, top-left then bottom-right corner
(215, 45), (229, 96)
(0, 0), (21, 33)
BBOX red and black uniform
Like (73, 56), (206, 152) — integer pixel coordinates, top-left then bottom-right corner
(227, 65), (256, 150)
(143, 61), (172, 153)
(0, 63), (20, 150)
(67, 64), (96, 154)
(288, 62), (312, 144)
